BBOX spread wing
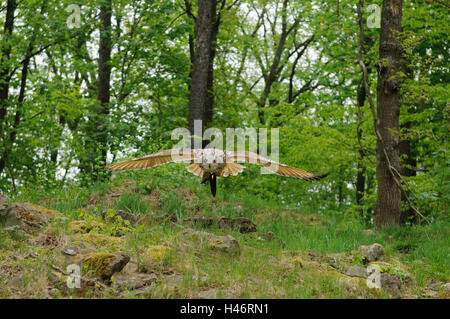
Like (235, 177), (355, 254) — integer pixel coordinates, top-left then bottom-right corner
(108, 149), (195, 171)
(226, 151), (327, 181)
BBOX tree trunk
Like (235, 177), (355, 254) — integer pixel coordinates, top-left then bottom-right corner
(356, 78), (366, 215)
(375, 0), (403, 228)
(187, 0), (217, 138)
(95, 0), (112, 180)
(399, 124), (417, 224)
(0, 0), (17, 174)
(82, 0), (112, 181)
(204, 14), (220, 127)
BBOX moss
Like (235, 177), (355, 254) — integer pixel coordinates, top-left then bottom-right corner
(27, 204), (61, 219)
(143, 245), (173, 262)
(72, 233), (125, 248)
(82, 252), (116, 278)
(69, 220), (106, 234)
(138, 245), (174, 272)
(350, 250), (366, 265)
(289, 257), (304, 267)
(369, 261), (409, 282)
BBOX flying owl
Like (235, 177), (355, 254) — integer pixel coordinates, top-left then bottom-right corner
(108, 148), (327, 197)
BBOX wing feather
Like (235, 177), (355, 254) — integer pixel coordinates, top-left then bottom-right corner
(108, 148), (195, 171)
(226, 151), (327, 181)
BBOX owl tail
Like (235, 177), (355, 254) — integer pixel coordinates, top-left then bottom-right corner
(209, 173), (216, 197)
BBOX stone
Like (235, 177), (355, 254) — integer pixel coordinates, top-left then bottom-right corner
(113, 273), (157, 291)
(345, 265), (368, 278)
(0, 202), (59, 231)
(181, 228), (240, 256)
(208, 236), (240, 255)
(61, 246), (79, 256)
(358, 243), (384, 262)
(81, 252), (130, 281)
(380, 273), (402, 297)
(0, 194), (8, 212)
(184, 216), (257, 233)
(443, 282), (450, 291)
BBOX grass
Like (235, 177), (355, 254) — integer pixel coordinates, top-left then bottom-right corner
(0, 164), (448, 298)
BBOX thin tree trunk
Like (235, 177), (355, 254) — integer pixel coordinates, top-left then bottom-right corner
(96, 0), (112, 180)
(82, 0), (112, 181)
(356, 77), (366, 214)
(187, 0), (216, 138)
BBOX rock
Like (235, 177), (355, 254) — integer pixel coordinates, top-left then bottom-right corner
(184, 216), (257, 233)
(345, 265), (368, 278)
(197, 289), (238, 299)
(0, 194), (8, 212)
(0, 202), (59, 231)
(181, 228), (240, 256)
(208, 236), (240, 255)
(363, 229), (375, 236)
(443, 282), (450, 291)
(358, 243), (384, 262)
(102, 209), (137, 225)
(61, 246), (79, 256)
(81, 252), (130, 281)
(112, 273), (157, 291)
(381, 273), (402, 296)
(422, 288), (439, 298)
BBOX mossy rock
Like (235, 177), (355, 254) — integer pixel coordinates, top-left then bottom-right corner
(72, 233), (125, 249)
(26, 203), (61, 219)
(0, 202), (61, 231)
(81, 252), (130, 280)
(82, 252), (116, 278)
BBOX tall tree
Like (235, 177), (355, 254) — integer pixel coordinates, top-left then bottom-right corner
(81, 0), (112, 181)
(0, 0), (17, 175)
(375, 0), (404, 227)
(187, 0), (217, 139)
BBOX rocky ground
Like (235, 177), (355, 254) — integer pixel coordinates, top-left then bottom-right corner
(0, 184), (448, 299)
